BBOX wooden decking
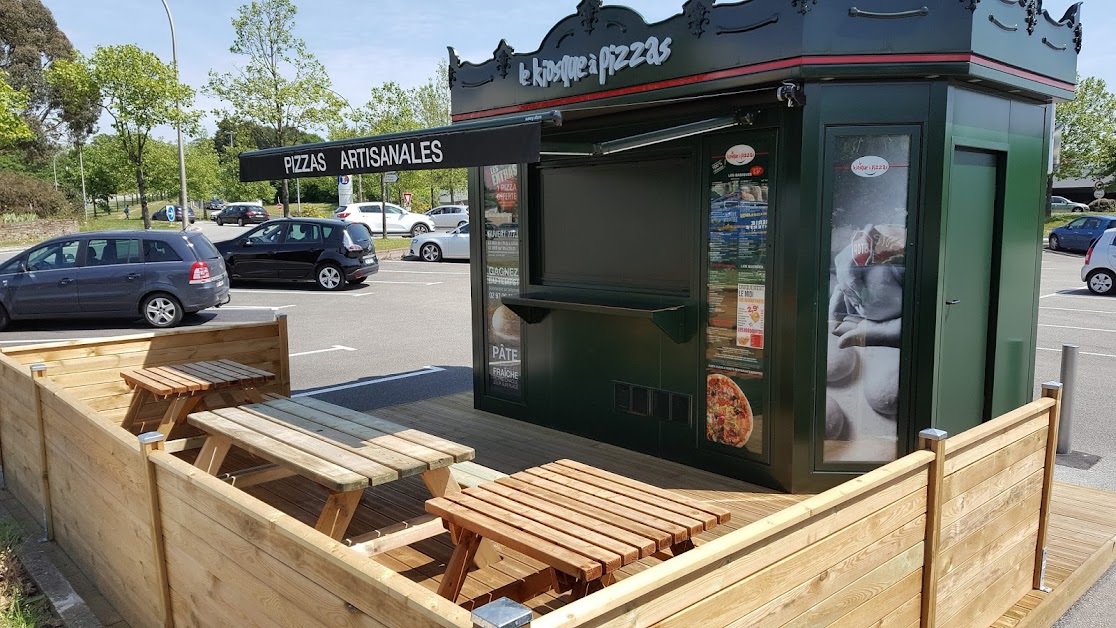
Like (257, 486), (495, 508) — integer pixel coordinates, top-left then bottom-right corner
(178, 392), (1116, 623)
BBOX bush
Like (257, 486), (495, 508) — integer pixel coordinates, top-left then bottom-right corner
(0, 213), (37, 223)
(0, 171), (77, 218)
(1089, 197), (1116, 212)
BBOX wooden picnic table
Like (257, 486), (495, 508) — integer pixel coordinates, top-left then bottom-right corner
(119, 359), (276, 436)
(186, 396), (496, 561)
(426, 459), (732, 605)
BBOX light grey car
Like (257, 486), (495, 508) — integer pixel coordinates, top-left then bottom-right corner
(0, 230), (230, 331)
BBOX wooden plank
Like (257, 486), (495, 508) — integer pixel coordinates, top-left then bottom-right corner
(216, 358), (275, 380)
(554, 459), (732, 524)
(176, 361), (240, 385)
(646, 498), (927, 628)
(120, 368), (177, 396)
(938, 490), (1042, 583)
(187, 411), (368, 492)
(34, 338), (281, 378)
(316, 489), (366, 540)
(1035, 384), (1062, 589)
(218, 463), (297, 488)
(147, 366), (202, 392)
(427, 496), (606, 581)
(941, 449), (1046, 527)
(827, 566), (922, 628)
(942, 427), (1046, 503)
(287, 397), (474, 462)
(151, 452), (472, 627)
(0, 320), (280, 360)
(920, 434), (946, 628)
(940, 470), (1043, 550)
(940, 537), (1036, 628)
(543, 461), (722, 529)
(250, 400), (454, 471)
(943, 398), (1053, 453)
(347, 515), (447, 556)
(214, 407), (402, 483)
(944, 414), (1048, 476)
(938, 521), (1039, 603)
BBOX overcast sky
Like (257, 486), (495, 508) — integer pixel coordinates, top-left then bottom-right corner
(43, 0), (1115, 141)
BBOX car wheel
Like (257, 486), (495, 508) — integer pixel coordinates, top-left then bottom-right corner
(411, 223), (430, 236)
(1048, 234), (1059, 251)
(315, 263), (344, 290)
(0, 304), (9, 332)
(420, 242), (443, 262)
(217, 217), (223, 226)
(238, 217), (246, 227)
(142, 293), (183, 328)
(347, 277), (368, 285)
(1088, 269), (1116, 295)
(458, 220), (467, 227)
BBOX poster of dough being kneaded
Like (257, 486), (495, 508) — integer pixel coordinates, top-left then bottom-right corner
(824, 134), (913, 464)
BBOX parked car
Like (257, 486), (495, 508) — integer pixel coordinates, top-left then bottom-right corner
(425, 204), (469, 229)
(410, 223), (470, 262)
(1051, 196), (1090, 213)
(0, 230), (229, 331)
(1048, 215), (1116, 252)
(216, 203), (270, 226)
(205, 198), (226, 211)
(152, 205), (195, 223)
(1082, 228), (1116, 294)
(335, 202), (434, 236)
(215, 218), (378, 290)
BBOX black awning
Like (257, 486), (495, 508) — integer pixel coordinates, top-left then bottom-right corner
(238, 111), (560, 182)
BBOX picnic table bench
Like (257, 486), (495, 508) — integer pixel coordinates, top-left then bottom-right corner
(119, 359), (276, 436)
(186, 396), (497, 564)
(427, 459), (731, 605)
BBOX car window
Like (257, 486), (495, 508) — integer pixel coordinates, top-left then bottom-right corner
(0, 256), (24, 275)
(1084, 218), (1102, 229)
(429, 208), (442, 215)
(360, 205), (381, 214)
(287, 222), (321, 243)
(345, 224), (373, 249)
(458, 223), (470, 234)
(322, 224), (335, 239)
(248, 222), (286, 244)
(86, 238), (141, 266)
(26, 239), (80, 271)
(386, 206), (404, 216)
(186, 234), (221, 259)
(143, 239), (183, 262)
(1052, 197), (1067, 204)
(1067, 218), (1087, 229)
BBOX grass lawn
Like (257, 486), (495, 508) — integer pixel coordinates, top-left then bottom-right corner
(0, 523), (55, 627)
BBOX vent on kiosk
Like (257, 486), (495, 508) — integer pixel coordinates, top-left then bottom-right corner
(613, 381), (692, 425)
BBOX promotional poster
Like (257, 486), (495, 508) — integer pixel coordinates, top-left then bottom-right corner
(483, 165), (523, 399)
(704, 133), (773, 458)
(824, 134), (912, 464)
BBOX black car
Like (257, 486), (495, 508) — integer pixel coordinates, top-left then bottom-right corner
(151, 205), (195, 223)
(216, 203), (270, 226)
(215, 218), (378, 290)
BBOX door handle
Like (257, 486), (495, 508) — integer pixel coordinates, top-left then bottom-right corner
(58, 278), (74, 286)
(127, 273), (141, 280)
(945, 299), (960, 305)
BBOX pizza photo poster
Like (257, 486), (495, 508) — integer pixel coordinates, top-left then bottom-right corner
(483, 165), (523, 400)
(824, 134), (912, 464)
(704, 133), (772, 457)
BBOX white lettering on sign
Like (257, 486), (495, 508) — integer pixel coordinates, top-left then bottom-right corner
(518, 35), (673, 89)
(851, 155), (890, 178)
(725, 144), (756, 166)
(283, 153), (327, 175)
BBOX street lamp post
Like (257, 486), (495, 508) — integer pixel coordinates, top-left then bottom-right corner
(160, 0), (189, 231)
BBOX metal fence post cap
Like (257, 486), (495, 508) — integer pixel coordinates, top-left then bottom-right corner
(1041, 381), (1063, 391)
(29, 363), (47, 373)
(919, 428), (948, 441)
(137, 432), (167, 446)
(275, 313), (288, 319)
(471, 597), (532, 628)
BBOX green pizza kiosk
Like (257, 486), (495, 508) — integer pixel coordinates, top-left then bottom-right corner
(240, 0), (1083, 492)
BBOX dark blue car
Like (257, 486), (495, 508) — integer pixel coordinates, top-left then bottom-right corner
(1048, 215), (1116, 253)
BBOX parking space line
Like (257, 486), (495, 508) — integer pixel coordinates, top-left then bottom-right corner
(1037, 346), (1116, 359)
(1040, 292), (1094, 299)
(378, 270), (470, 275)
(1039, 324), (1116, 334)
(292, 366), (446, 397)
(364, 280), (444, 286)
(289, 345), (357, 357)
(222, 305), (296, 311)
(1041, 307), (1116, 315)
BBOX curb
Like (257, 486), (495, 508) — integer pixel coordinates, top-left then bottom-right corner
(0, 488), (101, 627)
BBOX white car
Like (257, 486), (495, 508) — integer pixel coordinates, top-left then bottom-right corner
(425, 205), (469, 229)
(1082, 228), (1116, 294)
(336, 202), (434, 236)
(410, 223), (470, 262)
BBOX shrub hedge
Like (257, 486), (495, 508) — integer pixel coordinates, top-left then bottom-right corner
(0, 171), (77, 218)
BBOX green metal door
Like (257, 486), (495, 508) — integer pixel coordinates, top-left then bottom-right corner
(936, 148), (1000, 433)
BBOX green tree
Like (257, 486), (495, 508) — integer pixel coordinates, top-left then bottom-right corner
(56, 133), (130, 212)
(208, 0), (343, 217)
(64, 45), (199, 228)
(0, 0), (99, 157)
(1055, 76), (1116, 180)
(216, 132), (274, 203)
(184, 139), (220, 203)
(0, 70), (34, 146)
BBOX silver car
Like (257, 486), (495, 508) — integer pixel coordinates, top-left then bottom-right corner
(0, 230), (230, 331)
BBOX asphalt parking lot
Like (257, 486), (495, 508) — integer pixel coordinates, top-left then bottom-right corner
(0, 219), (474, 410)
(0, 226), (1113, 625)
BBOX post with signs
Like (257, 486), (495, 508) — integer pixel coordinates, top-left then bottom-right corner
(380, 173), (387, 239)
(338, 175), (353, 206)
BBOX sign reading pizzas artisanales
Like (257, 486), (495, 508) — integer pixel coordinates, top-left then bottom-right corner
(519, 35), (673, 88)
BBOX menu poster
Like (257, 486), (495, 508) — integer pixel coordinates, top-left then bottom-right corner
(483, 164), (523, 399)
(704, 135), (772, 456)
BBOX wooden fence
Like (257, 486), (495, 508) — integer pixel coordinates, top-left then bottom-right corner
(0, 322), (1062, 628)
